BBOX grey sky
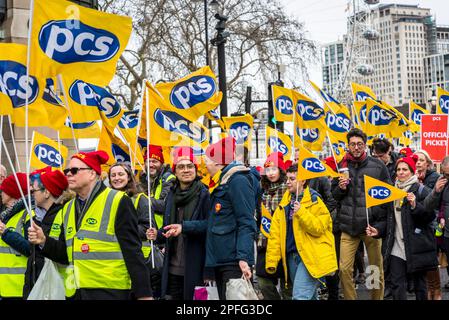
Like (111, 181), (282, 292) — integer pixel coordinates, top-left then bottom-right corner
(279, 0), (449, 85)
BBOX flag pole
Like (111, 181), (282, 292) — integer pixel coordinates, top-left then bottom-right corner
(57, 130), (63, 171)
(326, 130), (340, 173)
(0, 116), (3, 163)
(366, 207), (370, 227)
(57, 74), (79, 153)
(7, 116), (21, 172)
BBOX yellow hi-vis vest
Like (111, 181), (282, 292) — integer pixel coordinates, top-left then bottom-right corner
(62, 188), (132, 292)
(150, 173), (175, 229)
(133, 193), (152, 259)
(48, 209), (76, 298)
(0, 209), (32, 298)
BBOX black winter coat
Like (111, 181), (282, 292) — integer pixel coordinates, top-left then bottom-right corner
(331, 156), (392, 237)
(157, 182), (211, 300)
(379, 183), (438, 274)
(423, 170), (440, 190)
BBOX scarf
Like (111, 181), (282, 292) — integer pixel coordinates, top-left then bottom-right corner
(340, 150), (367, 168)
(170, 179), (202, 225)
(262, 181), (287, 214)
(394, 175), (418, 208)
(208, 170), (222, 193)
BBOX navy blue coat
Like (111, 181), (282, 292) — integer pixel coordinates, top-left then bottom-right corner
(205, 163), (257, 268)
(156, 182), (210, 300)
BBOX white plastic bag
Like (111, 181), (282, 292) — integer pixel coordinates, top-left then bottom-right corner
(194, 281), (219, 300)
(226, 276), (259, 300)
(28, 258), (66, 300)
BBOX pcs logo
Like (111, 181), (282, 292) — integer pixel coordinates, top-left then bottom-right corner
(261, 216), (271, 234)
(154, 109), (207, 144)
(296, 100), (324, 121)
(368, 187), (391, 200)
(355, 91), (373, 102)
(268, 136), (288, 156)
(34, 144), (63, 167)
(39, 20), (120, 64)
(69, 80), (121, 118)
(229, 122), (251, 143)
(275, 95), (293, 115)
(170, 76), (216, 110)
(119, 110), (139, 129)
(368, 105), (395, 125)
(302, 158), (325, 173)
(0, 60), (39, 108)
(439, 95), (449, 114)
(326, 113), (351, 133)
(297, 128), (319, 143)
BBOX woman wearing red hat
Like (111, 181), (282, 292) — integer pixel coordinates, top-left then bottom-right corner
(366, 155), (438, 300)
(0, 172), (30, 299)
(255, 152), (291, 300)
(147, 146), (210, 300)
(1, 167), (71, 298)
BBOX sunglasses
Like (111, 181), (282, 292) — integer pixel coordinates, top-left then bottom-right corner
(63, 167), (92, 176)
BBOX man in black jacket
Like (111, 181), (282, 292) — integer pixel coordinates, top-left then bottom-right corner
(371, 138), (399, 182)
(331, 128), (392, 300)
(29, 151), (152, 300)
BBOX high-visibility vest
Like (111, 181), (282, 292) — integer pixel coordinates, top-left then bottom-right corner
(0, 209), (32, 298)
(48, 209), (76, 298)
(133, 193), (152, 259)
(150, 173), (175, 229)
(62, 188), (132, 292)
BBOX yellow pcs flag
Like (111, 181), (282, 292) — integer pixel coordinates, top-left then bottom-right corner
(30, 131), (68, 170)
(30, 0), (132, 86)
(364, 175), (407, 208)
(155, 66), (223, 120)
(409, 100), (429, 127)
(59, 118), (100, 139)
(437, 86), (449, 115)
(223, 114), (253, 150)
(293, 91), (325, 129)
(296, 145), (340, 180)
(265, 126), (292, 160)
(272, 85), (295, 122)
(351, 82), (377, 102)
(260, 204), (272, 238)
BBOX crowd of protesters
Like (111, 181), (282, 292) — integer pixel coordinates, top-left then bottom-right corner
(1, 128), (449, 300)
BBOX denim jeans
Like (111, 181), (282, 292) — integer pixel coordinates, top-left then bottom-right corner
(287, 252), (320, 300)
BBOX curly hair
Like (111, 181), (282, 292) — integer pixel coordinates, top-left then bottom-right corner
(108, 163), (142, 197)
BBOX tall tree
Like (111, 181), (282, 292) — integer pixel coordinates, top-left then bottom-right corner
(100, 0), (317, 113)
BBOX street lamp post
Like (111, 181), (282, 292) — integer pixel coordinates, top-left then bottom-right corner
(253, 118), (261, 159)
(211, 2), (230, 122)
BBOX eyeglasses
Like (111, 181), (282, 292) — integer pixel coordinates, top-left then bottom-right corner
(176, 163), (196, 171)
(30, 188), (45, 194)
(63, 167), (92, 176)
(348, 142), (365, 149)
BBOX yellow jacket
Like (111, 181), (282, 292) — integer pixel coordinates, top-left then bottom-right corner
(265, 187), (338, 282)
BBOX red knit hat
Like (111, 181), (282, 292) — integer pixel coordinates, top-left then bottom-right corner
(396, 154), (418, 173)
(71, 151), (109, 175)
(399, 147), (413, 157)
(144, 145), (164, 163)
(172, 146), (197, 172)
(324, 157), (338, 173)
(0, 172), (28, 199)
(264, 152), (287, 172)
(31, 166), (68, 198)
(206, 137), (236, 165)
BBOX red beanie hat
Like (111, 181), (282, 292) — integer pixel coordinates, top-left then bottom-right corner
(0, 172), (28, 199)
(264, 152), (287, 172)
(206, 137), (236, 165)
(396, 154), (418, 173)
(172, 147), (197, 172)
(71, 151), (109, 175)
(399, 147), (413, 158)
(31, 166), (68, 198)
(324, 157), (338, 173)
(144, 145), (164, 163)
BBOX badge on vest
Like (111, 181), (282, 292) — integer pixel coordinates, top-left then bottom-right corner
(81, 243), (90, 254)
(215, 203), (222, 213)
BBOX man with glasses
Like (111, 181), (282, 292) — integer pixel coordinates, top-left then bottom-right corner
(331, 128), (392, 300)
(28, 151), (153, 300)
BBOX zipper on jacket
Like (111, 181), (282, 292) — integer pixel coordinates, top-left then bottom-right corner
(352, 168), (359, 235)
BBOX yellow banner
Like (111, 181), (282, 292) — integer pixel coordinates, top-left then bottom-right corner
(364, 99), (398, 136)
(155, 66), (222, 120)
(30, 0), (132, 86)
(296, 145), (340, 180)
(205, 108), (225, 130)
(139, 82), (210, 149)
(327, 132), (346, 163)
(309, 80), (351, 117)
(294, 91), (326, 130)
(59, 118), (100, 139)
(260, 204), (272, 238)
(223, 114), (253, 150)
(409, 100), (429, 127)
(294, 123), (325, 152)
(30, 131), (68, 169)
(437, 86), (449, 115)
(351, 82), (377, 102)
(364, 175), (407, 208)
(265, 126), (293, 160)
(272, 85), (295, 122)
